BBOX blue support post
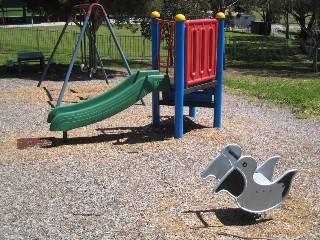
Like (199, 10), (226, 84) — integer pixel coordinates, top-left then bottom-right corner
(151, 11), (160, 128)
(189, 107), (196, 118)
(174, 14), (186, 138)
(214, 13), (225, 128)
(56, 15), (90, 107)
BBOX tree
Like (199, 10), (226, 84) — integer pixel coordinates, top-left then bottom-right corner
(290, 0), (320, 72)
(210, 0), (243, 15)
(141, 0), (213, 39)
(140, 0), (212, 66)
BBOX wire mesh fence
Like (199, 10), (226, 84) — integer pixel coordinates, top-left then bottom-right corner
(0, 26), (301, 65)
(0, 26), (157, 64)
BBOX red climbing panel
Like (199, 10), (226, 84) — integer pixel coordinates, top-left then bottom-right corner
(185, 19), (218, 87)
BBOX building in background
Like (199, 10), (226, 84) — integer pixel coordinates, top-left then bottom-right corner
(226, 12), (255, 30)
(1, 0), (27, 24)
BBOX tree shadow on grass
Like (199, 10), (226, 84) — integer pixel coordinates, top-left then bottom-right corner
(227, 61), (318, 79)
(49, 116), (209, 147)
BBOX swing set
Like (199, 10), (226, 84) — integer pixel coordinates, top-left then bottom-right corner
(37, 3), (135, 107)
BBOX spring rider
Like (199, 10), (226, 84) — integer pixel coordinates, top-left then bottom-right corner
(202, 144), (298, 214)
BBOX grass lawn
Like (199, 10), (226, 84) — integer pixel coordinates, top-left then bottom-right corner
(224, 63), (320, 119)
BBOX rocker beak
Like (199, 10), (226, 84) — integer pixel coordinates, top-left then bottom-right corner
(201, 153), (234, 180)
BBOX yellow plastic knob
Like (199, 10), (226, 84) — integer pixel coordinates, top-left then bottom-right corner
(175, 14), (186, 21)
(151, 11), (160, 18)
(216, 12), (225, 19)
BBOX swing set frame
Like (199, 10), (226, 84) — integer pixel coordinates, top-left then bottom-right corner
(37, 3), (136, 107)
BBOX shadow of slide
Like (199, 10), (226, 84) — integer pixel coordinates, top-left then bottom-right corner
(47, 116), (209, 147)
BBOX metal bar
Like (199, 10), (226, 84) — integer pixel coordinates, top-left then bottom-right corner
(56, 15), (90, 107)
(37, 19), (70, 87)
(104, 15), (147, 105)
(189, 107), (196, 118)
(104, 15), (131, 75)
(63, 131), (68, 141)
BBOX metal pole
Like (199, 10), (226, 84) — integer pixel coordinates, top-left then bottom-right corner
(174, 14), (186, 139)
(189, 107), (196, 118)
(214, 13), (225, 128)
(104, 15), (146, 105)
(104, 15), (131, 75)
(38, 19), (70, 87)
(151, 11), (160, 127)
(56, 15), (90, 107)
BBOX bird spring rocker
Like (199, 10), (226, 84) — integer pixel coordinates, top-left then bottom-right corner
(202, 144), (298, 215)
(151, 12), (225, 138)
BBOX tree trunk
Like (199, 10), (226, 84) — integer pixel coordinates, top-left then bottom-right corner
(312, 41), (320, 73)
(285, 12), (290, 39)
(87, 8), (104, 75)
(89, 28), (97, 71)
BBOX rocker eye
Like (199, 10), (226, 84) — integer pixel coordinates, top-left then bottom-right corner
(242, 162), (247, 167)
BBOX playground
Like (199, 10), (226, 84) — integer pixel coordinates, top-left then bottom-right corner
(0, 4), (319, 239)
(0, 67), (319, 239)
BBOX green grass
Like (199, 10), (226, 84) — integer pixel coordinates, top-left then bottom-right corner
(225, 31), (260, 37)
(227, 60), (312, 73)
(225, 70), (320, 119)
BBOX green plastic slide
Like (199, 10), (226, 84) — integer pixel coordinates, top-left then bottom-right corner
(48, 70), (171, 131)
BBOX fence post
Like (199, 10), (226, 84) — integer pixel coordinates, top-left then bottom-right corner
(108, 34), (112, 59)
(143, 37), (146, 59)
(36, 28), (40, 51)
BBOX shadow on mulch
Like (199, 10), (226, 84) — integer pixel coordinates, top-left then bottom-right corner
(183, 208), (272, 228)
(0, 63), (127, 82)
(38, 116), (209, 148)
